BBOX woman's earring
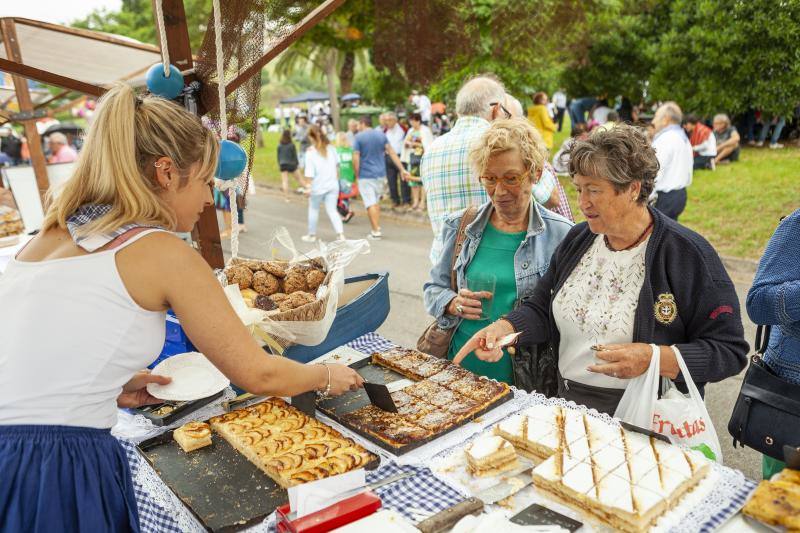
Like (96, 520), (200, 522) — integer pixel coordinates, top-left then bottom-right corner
(154, 162), (163, 168)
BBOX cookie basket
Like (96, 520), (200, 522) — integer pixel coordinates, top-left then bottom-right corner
(221, 228), (370, 351)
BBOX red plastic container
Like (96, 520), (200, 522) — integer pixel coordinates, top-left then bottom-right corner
(276, 491), (382, 533)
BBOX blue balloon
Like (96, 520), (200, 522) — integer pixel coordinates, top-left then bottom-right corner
(216, 140), (247, 180)
(145, 63), (184, 99)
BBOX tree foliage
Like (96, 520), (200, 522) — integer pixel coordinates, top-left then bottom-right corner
(649, 0), (800, 116)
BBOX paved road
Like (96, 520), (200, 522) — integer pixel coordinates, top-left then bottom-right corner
(231, 187), (762, 480)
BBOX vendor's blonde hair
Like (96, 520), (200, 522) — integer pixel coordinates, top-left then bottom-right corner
(469, 117), (547, 178)
(43, 83), (218, 235)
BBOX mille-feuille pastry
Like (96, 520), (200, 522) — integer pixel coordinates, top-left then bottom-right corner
(494, 413), (561, 462)
(341, 405), (432, 448)
(173, 421), (213, 452)
(465, 434), (520, 477)
(209, 398), (376, 488)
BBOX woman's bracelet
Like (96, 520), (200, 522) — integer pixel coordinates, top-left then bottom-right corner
(316, 363), (332, 399)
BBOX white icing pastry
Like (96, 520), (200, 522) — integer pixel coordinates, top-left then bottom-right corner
(565, 436), (592, 461)
(623, 431), (652, 456)
(526, 420), (558, 448)
(586, 416), (621, 449)
(523, 404), (561, 426)
(533, 454), (561, 482)
(562, 460), (596, 496)
(563, 409), (587, 444)
(635, 466), (669, 497)
(497, 415), (525, 439)
(593, 471), (634, 513)
(467, 434), (512, 460)
(591, 442), (627, 477)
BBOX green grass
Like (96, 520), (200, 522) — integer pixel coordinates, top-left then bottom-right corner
(248, 125), (798, 260)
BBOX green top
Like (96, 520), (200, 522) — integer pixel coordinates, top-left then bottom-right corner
(337, 146), (355, 183)
(448, 222), (525, 384)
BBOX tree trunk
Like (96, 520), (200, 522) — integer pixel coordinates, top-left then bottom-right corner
(339, 51), (355, 95)
(325, 50), (341, 131)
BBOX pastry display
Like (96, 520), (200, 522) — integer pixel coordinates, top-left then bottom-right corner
(522, 405), (710, 532)
(742, 467), (800, 530)
(209, 398), (376, 488)
(465, 434), (520, 477)
(173, 421), (213, 453)
(331, 349), (511, 451)
(0, 206), (23, 238)
(225, 258), (327, 313)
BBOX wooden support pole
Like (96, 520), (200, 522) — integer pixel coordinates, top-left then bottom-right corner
(1, 19), (50, 198)
(153, 0), (224, 269)
(0, 57), (105, 97)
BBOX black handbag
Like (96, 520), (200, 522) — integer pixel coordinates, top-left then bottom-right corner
(727, 325), (800, 460)
(512, 341), (558, 397)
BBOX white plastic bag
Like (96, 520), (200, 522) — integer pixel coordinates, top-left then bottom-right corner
(614, 344), (723, 462)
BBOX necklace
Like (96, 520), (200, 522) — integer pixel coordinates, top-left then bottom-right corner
(604, 219), (654, 252)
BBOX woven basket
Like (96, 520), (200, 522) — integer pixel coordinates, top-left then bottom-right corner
(268, 269), (333, 323)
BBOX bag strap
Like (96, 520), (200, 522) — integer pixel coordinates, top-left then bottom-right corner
(755, 325), (771, 356)
(450, 205), (479, 291)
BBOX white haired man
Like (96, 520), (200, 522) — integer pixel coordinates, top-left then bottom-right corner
(420, 74), (509, 265)
(651, 102), (693, 221)
(47, 132), (78, 164)
(713, 114), (741, 164)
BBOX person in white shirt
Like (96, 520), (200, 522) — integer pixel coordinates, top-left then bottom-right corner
(302, 125), (345, 242)
(383, 112), (410, 209)
(552, 89), (567, 131)
(651, 102), (693, 220)
(411, 90), (433, 125)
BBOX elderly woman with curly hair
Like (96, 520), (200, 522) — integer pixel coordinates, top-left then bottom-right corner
(423, 118), (573, 385)
(454, 125), (749, 413)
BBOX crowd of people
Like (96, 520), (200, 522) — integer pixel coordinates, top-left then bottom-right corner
(0, 63), (797, 529)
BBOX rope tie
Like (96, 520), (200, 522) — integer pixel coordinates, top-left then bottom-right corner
(153, 0), (171, 77)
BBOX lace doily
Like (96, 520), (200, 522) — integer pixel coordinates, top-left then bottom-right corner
(427, 393), (753, 533)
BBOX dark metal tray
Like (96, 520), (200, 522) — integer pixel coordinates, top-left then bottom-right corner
(316, 358), (513, 456)
(133, 390), (224, 426)
(137, 400), (381, 532)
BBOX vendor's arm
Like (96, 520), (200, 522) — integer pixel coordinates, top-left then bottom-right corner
(746, 211), (800, 335)
(117, 233), (363, 397)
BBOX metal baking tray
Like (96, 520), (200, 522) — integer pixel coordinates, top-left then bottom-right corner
(316, 358), (513, 456)
(132, 390), (224, 426)
(137, 401), (380, 532)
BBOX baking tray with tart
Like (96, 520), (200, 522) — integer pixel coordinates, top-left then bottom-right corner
(316, 349), (513, 456)
(137, 398), (380, 532)
(133, 390), (224, 426)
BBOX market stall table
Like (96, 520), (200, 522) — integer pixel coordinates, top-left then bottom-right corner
(116, 333), (761, 533)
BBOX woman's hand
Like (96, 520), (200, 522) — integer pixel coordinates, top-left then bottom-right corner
(323, 363), (365, 396)
(117, 370), (172, 408)
(447, 289), (492, 321)
(586, 343), (679, 379)
(452, 319), (516, 365)
(401, 170), (412, 182)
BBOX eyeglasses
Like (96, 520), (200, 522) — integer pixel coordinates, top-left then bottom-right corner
(488, 102), (512, 119)
(479, 170), (531, 190)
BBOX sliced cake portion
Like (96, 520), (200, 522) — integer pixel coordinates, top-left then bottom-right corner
(494, 413), (560, 462)
(174, 421), (212, 452)
(465, 434), (520, 477)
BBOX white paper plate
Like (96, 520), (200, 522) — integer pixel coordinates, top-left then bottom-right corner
(0, 235), (20, 248)
(146, 352), (230, 401)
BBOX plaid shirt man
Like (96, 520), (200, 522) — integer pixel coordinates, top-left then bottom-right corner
(421, 116), (491, 265)
(421, 116), (574, 265)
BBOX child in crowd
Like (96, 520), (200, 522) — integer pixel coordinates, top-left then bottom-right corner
(334, 133), (356, 223)
(301, 125), (345, 242)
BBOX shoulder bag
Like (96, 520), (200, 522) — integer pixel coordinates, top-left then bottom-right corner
(417, 206), (479, 358)
(727, 324), (800, 460)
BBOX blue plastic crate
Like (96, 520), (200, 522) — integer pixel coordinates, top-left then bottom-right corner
(282, 272), (390, 363)
(149, 311), (196, 369)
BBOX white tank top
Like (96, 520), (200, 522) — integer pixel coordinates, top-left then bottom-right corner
(0, 230), (167, 428)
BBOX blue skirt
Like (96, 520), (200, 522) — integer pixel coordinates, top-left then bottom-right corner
(0, 425), (140, 533)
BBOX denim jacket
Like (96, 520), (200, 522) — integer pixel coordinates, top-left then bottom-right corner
(746, 209), (800, 384)
(423, 200), (573, 330)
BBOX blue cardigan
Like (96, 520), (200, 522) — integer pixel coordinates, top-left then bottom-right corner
(746, 209), (800, 385)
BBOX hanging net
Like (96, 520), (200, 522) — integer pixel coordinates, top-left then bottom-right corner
(193, 0), (320, 201)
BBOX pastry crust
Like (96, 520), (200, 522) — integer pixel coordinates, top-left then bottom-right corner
(174, 421), (212, 453)
(209, 398), (376, 488)
(341, 405), (433, 447)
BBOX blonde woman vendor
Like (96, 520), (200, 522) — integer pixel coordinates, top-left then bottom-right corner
(0, 84), (363, 531)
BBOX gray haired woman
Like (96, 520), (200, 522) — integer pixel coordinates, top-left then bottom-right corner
(455, 125), (748, 414)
